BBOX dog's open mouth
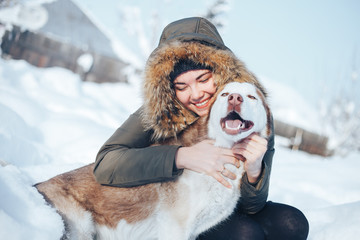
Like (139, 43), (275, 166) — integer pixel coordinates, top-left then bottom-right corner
(220, 111), (254, 135)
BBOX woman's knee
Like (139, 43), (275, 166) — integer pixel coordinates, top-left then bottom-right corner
(197, 213), (265, 240)
(276, 204), (309, 239)
(252, 202), (309, 240)
(287, 206), (308, 235)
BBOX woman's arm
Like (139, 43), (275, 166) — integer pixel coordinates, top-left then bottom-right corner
(94, 107), (239, 188)
(237, 119), (275, 214)
(93, 107), (183, 187)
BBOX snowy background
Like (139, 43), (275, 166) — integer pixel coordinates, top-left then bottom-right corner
(1, 0), (360, 239)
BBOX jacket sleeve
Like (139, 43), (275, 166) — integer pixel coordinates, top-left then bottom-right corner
(237, 117), (275, 214)
(93, 107), (183, 187)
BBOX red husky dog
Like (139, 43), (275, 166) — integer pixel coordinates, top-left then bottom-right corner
(36, 82), (271, 240)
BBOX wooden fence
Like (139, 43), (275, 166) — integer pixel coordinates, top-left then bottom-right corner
(274, 119), (334, 157)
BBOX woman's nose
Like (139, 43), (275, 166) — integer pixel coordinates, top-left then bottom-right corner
(190, 86), (204, 101)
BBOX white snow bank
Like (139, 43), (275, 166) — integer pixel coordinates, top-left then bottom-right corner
(306, 201), (360, 240)
(0, 164), (64, 240)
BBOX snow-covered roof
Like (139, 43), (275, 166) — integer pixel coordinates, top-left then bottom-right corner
(39, 0), (118, 59)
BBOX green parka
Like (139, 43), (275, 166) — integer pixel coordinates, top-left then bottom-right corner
(93, 17), (275, 214)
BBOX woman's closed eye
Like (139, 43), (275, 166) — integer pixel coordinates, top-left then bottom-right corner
(199, 77), (210, 83)
(197, 72), (212, 83)
(175, 83), (188, 91)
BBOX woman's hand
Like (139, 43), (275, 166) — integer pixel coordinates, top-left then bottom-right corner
(232, 133), (268, 184)
(175, 139), (240, 188)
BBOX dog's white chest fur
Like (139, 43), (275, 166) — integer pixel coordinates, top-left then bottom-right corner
(175, 164), (244, 238)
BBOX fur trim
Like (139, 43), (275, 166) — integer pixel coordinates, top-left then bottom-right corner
(142, 41), (267, 141)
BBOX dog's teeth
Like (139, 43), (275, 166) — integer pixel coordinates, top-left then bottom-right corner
(225, 120), (241, 130)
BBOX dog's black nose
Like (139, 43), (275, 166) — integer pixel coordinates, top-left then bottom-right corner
(228, 93), (243, 112)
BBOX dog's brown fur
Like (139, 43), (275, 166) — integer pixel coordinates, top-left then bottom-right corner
(35, 116), (210, 229)
(36, 164), (159, 227)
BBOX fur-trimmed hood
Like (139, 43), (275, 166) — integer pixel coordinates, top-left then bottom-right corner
(141, 17), (266, 141)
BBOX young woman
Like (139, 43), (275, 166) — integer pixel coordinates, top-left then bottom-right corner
(93, 17), (309, 240)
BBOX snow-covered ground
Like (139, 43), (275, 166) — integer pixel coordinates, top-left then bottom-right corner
(1, 57), (359, 239)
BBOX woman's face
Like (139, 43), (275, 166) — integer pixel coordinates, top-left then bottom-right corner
(173, 69), (216, 117)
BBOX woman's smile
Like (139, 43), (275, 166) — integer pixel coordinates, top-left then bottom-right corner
(194, 98), (211, 109)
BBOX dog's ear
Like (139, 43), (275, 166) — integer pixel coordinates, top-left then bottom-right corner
(207, 83), (227, 119)
(213, 82), (227, 99)
(256, 88), (272, 139)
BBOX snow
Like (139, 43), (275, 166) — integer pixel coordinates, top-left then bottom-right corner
(77, 53), (93, 72)
(260, 75), (324, 134)
(0, 2), (50, 30)
(1, 57), (359, 239)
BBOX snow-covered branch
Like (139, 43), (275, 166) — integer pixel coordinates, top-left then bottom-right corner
(203, 0), (230, 30)
(323, 96), (360, 155)
(322, 66), (360, 155)
(0, 0), (19, 9)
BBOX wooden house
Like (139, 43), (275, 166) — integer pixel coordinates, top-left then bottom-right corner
(1, 0), (128, 83)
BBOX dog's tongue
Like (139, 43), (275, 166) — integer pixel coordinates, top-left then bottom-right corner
(222, 114), (254, 135)
(224, 119), (243, 135)
(225, 119), (242, 129)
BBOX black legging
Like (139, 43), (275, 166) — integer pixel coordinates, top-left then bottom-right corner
(197, 201), (309, 240)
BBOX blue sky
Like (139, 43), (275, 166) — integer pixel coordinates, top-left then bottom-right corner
(76, 0), (360, 104)
(226, 0), (360, 104)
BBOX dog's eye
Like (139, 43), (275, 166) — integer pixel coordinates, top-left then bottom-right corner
(221, 92), (229, 97)
(247, 95), (257, 100)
